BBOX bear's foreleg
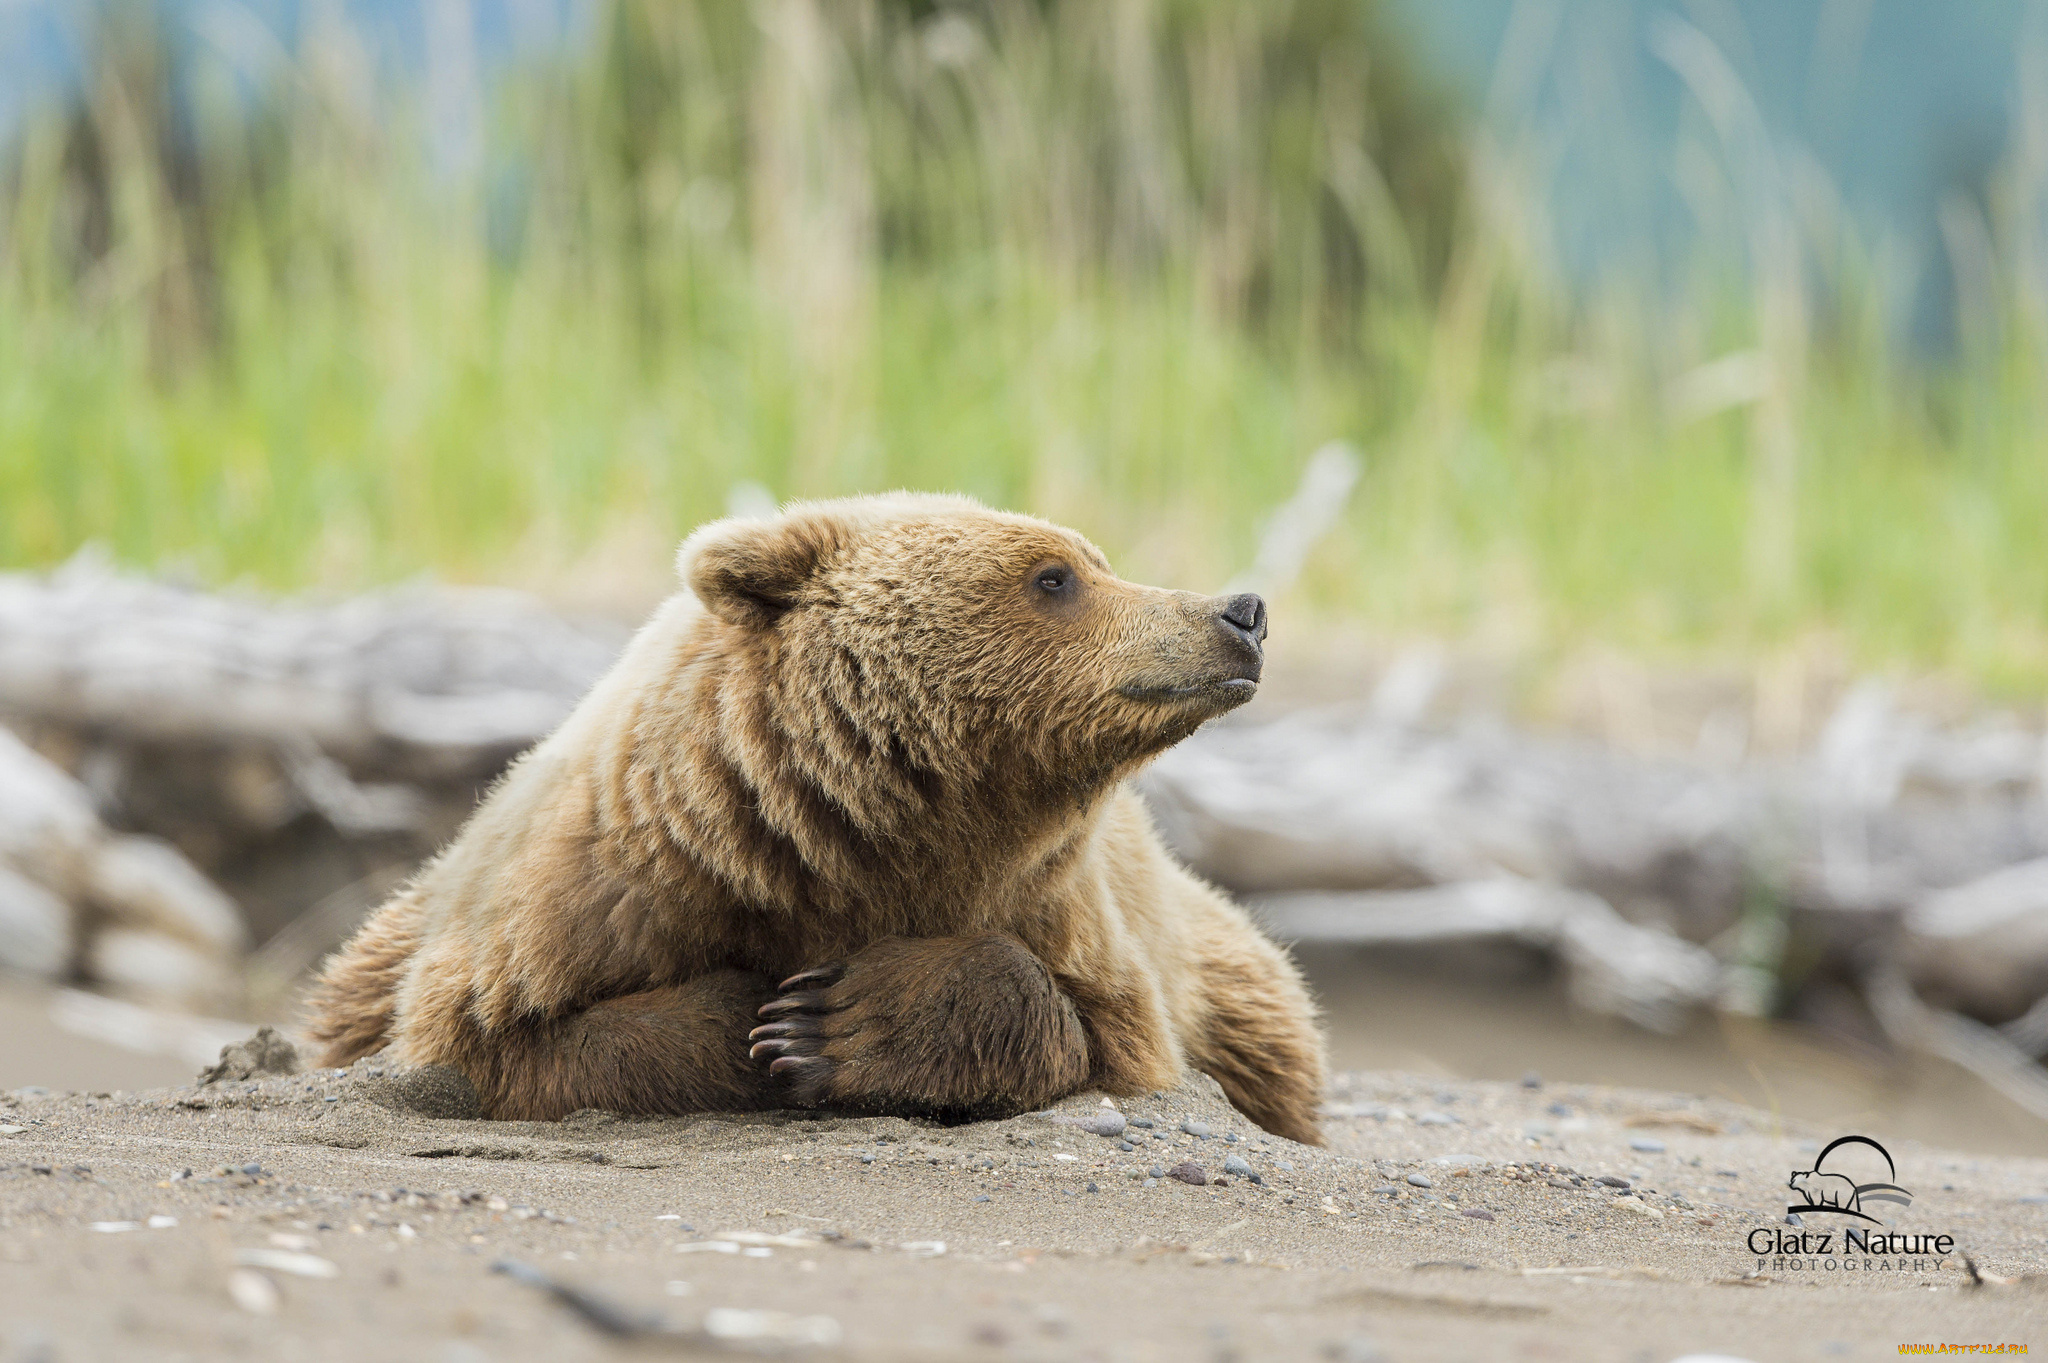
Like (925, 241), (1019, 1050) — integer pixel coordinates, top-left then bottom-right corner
(305, 890), (427, 1068)
(460, 970), (784, 1120)
(747, 934), (1091, 1120)
(1185, 926), (1327, 1147)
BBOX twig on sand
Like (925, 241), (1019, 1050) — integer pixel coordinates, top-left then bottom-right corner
(492, 1259), (846, 1353)
(491, 1259), (667, 1339)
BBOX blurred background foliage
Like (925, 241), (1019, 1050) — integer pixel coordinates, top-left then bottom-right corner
(2, 1), (2047, 689)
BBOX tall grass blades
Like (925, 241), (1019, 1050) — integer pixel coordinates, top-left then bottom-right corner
(1, 2), (2044, 688)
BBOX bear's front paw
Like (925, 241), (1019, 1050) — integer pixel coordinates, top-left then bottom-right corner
(746, 963), (849, 1105)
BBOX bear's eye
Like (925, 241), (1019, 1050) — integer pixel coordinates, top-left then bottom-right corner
(1034, 566), (1073, 594)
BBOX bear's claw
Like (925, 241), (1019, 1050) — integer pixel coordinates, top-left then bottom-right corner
(765, 1053), (833, 1101)
(750, 976), (842, 1102)
(777, 963), (845, 992)
(755, 989), (832, 1021)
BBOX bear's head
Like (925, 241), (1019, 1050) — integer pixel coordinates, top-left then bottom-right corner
(677, 494), (1265, 812)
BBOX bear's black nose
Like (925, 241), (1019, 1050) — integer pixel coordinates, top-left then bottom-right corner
(1218, 593), (1267, 646)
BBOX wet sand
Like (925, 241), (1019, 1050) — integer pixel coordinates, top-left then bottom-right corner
(1304, 948), (2048, 1160)
(0, 986), (194, 1096)
(1, 1050), (2042, 1362)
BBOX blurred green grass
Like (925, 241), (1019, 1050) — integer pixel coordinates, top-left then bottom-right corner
(2, 1), (2045, 689)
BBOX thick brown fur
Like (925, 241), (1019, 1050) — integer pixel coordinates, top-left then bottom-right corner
(303, 495), (1327, 1144)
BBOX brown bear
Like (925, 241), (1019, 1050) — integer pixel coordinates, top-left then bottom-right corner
(304, 494), (1326, 1144)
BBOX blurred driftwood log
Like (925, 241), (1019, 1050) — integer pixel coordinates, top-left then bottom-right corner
(2, 557), (2047, 1116)
(1139, 677), (2048, 1117)
(0, 551), (624, 769)
(0, 555), (624, 1005)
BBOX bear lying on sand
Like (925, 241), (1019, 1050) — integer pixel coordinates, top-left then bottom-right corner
(305, 494), (1327, 1144)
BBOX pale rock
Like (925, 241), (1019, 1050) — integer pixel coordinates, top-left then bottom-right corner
(88, 927), (235, 1007)
(88, 835), (247, 952)
(0, 861), (71, 976)
(0, 726), (98, 891)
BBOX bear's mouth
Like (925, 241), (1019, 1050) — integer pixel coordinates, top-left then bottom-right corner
(1117, 676), (1259, 706)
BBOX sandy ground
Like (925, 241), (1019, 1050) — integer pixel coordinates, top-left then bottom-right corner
(13, 946), (2048, 1159)
(2, 1048), (2044, 1363)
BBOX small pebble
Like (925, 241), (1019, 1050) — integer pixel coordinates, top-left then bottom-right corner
(1276, 1160), (1295, 1172)
(1222, 1155), (1254, 1178)
(1128, 1118), (1153, 1129)
(1406, 1173), (1432, 1189)
(1373, 1185), (1399, 1195)
(974, 1195), (990, 1203)
(242, 1163), (262, 1177)
(1629, 1136), (1666, 1153)
(1546, 1101), (1571, 1117)
(1785, 1212), (1804, 1227)
(1084, 1182), (1099, 1193)
(1149, 1165), (1166, 1179)
(1118, 1140), (1135, 1152)
(1223, 1133), (1239, 1143)
(860, 1155), (874, 1164)
(1179, 1120), (1212, 1139)
(1142, 1178), (1158, 1188)
(1520, 1071), (1542, 1089)
(1078, 1111), (1127, 1138)
(1168, 1162), (1206, 1186)
(1597, 1176), (1630, 1189)
(1416, 1112), (1455, 1127)
(1460, 1209), (1495, 1221)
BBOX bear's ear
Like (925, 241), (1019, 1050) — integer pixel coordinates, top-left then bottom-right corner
(677, 512), (842, 628)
